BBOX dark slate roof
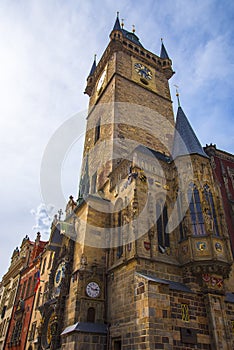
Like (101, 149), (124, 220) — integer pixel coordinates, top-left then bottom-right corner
(88, 57), (96, 76)
(172, 106), (209, 159)
(137, 272), (194, 293)
(134, 145), (171, 163)
(225, 293), (234, 303)
(113, 15), (121, 31)
(160, 41), (169, 59)
(121, 29), (143, 47)
(61, 322), (108, 336)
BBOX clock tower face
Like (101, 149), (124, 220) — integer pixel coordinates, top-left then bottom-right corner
(134, 63), (152, 80)
(86, 281), (100, 298)
(97, 68), (107, 92)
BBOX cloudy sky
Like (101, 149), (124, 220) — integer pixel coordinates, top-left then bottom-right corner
(0, 0), (233, 278)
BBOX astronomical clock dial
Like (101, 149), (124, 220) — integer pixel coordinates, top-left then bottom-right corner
(54, 262), (65, 288)
(97, 68), (107, 92)
(86, 281), (100, 298)
(134, 63), (152, 80)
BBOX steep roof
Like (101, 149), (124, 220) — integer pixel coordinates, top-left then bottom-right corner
(160, 41), (170, 59)
(88, 56), (96, 76)
(172, 106), (209, 159)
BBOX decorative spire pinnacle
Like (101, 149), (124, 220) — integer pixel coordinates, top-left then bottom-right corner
(113, 12), (121, 31)
(132, 24), (135, 33)
(160, 38), (170, 59)
(88, 54), (97, 76)
(121, 18), (124, 29)
(174, 84), (181, 107)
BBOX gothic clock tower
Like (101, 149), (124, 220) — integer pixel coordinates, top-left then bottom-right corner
(61, 14), (233, 350)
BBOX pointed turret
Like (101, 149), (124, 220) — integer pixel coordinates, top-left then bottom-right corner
(159, 39), (174, 79)
(160, 40), (170, 59)
(88, 55), (97, 77)
(113, 12), (121, 31)
(172, 106), (209, 159)
(85, 56), (96, 96)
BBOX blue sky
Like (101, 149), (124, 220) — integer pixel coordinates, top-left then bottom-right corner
(0, 0), (233, 278)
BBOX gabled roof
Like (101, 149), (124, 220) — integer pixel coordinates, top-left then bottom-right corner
(160, 41), (170, 59)
(172, 106), (209, 159)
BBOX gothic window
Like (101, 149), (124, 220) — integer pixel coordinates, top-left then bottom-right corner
(203, 184), (220, 236)
(94, 118), (101, 144)
(117, 211), (123, 258)
(187, 184), (205, 235)
(177, 192), (186, 240)
(87, 307), (95, 323)
(156, 199), (170, 248)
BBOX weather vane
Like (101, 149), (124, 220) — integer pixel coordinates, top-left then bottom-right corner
(174, 84), (181, 107)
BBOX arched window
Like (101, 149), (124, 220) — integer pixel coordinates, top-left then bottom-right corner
(117, 211), (123, 258)
(177, 192), (186, 240)
(87, 307), (95, 323)
(188, 184), (205, 235)
(94, 118), (101, 144)
(156, 199), (169, 248)
(203, 185), (220, 236)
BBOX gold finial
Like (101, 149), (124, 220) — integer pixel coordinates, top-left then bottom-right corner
(121, 18), (124, 29)
(132, 24), (135, 33)
(174, 84), (181, 107)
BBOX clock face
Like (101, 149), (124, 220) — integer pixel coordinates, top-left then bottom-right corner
(54, 262), (65, 288)
(86, 281), (100, 298)
(134, 63), (152, 80)
(97, 69), (106, 92)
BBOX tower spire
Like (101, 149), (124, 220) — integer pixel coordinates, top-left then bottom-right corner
(174, 84), (181, 107)
(160, 38), (170, 59)
(172, 105), (209, 159)
(88, 54), (97, 77)
(113, 11), (121, 31)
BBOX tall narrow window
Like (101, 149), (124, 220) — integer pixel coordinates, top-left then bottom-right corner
(94, 118), (101, 144)
(188, 183), (205, 235)
(203, 184), (219, 236)
(117, 211), (123, 258)
(156, 199), (170, 248)
(177, 192), (185, 240)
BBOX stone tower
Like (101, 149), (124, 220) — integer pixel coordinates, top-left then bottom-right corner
(61, 14), (234, 350)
